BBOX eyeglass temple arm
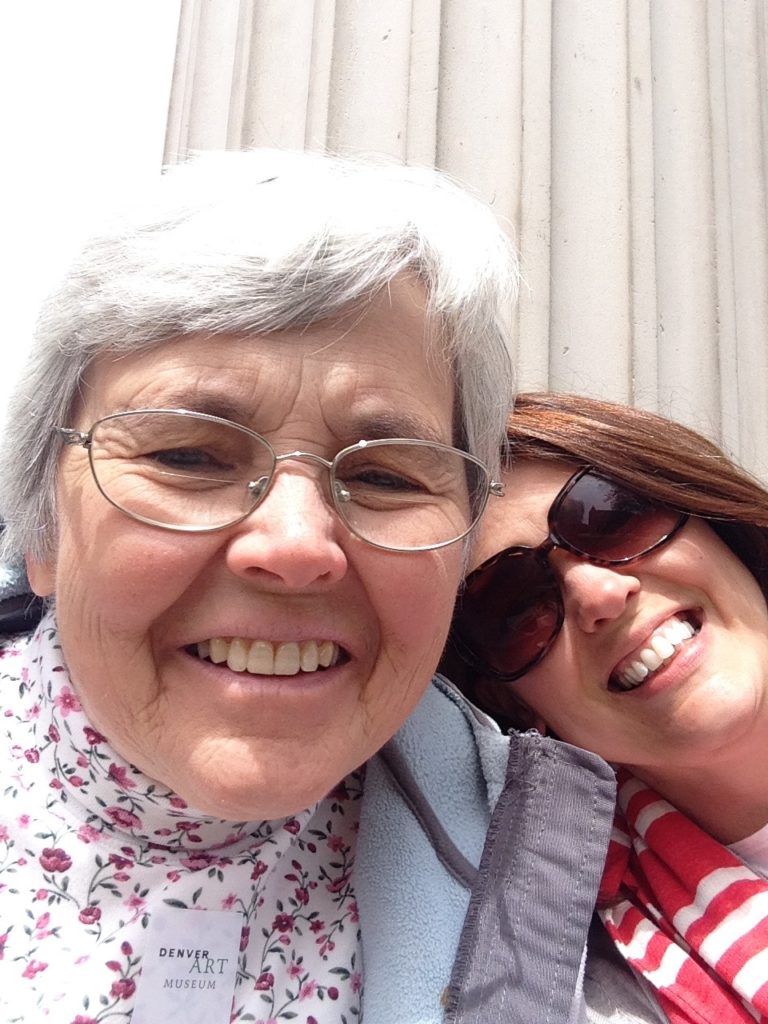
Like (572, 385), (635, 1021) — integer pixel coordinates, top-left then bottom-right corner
(489, 481), (505, 497)
(56, 428), (91, 448)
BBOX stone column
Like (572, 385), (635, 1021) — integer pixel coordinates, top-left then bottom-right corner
(164, 0), (768, 475)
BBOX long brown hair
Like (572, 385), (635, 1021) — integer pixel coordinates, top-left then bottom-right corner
(440, 392), (768, 728)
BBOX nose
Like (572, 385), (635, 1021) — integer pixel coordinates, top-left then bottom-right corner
(224, 465), (349, 588)
(555, 554), (640, 633)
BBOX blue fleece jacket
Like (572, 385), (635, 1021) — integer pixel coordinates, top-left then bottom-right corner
(357, 676), (620, 1023)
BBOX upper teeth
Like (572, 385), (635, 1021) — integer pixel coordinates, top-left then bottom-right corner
(196, 637), (339, 676)
(615, 616), (695, 690)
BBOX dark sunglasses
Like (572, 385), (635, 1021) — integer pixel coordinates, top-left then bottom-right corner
(450, 467), (689, 682)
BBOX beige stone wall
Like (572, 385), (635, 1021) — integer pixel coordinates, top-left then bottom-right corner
(164, 0), (768, 477)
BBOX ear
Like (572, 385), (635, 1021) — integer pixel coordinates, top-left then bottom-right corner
(25, 552), (56, 598)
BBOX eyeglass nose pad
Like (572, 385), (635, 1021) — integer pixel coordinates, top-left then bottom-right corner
(333, 481), (351, 504)
(247, 476), (270, 501)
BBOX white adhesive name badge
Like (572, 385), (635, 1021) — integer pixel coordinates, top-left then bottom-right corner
(132, 906), (243, 1024)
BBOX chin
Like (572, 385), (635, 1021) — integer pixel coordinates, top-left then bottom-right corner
(176, 770), (336, 822)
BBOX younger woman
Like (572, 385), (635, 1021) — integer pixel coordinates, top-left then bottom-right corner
(446, 392), (768, 1024)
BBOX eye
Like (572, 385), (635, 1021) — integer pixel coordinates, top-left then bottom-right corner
(145, 447), (234, 472)
(343, 466), (426, 493)
(337, 444), (442, 498)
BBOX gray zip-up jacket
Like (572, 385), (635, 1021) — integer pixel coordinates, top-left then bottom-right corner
(356, 675), (666, 1023)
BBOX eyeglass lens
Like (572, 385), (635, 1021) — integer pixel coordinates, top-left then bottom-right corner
(455, 548), (563, 681)
(89, 411), (273, 529)
(331, 441), (487, 551)
(453, 470), (685, 680)
(86, 411), (486, 551)
(553, 472), (684, 563)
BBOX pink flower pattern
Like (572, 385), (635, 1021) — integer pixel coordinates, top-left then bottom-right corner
(0, 617), (363, 1021)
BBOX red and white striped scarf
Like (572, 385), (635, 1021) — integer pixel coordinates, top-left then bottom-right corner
(598, 771), (768, 1024)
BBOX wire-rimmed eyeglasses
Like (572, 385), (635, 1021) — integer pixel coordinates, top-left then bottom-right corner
(56, 408), (504, 553)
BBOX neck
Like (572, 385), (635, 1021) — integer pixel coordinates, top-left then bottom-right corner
(631, 758), (768, 845)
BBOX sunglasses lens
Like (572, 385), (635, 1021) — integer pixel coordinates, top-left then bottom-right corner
(455, 550), (563, 679)
(555, 473), (682, 562)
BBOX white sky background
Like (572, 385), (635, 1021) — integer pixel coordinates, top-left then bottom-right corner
(0, 2), (181, 428)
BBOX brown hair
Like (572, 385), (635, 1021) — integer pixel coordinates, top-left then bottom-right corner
(440, 391), (768, 729)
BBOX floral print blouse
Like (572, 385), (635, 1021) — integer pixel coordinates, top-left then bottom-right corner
(0, 614), (363, 1023)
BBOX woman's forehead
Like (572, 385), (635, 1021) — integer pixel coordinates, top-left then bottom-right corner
(471, 459), (577, 568)
(74, 289), (455, 445)
(502, 458), (578, 495)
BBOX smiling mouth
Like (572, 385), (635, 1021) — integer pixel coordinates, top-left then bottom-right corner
(190, 637), (343, 676)
(609, 610), (702, 692)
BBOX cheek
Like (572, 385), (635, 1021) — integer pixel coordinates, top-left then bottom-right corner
(510, 637), (582, 724)
(48, 525), (215, 756)
(53, 511), (217, 633)
(369, 550), (461, 684)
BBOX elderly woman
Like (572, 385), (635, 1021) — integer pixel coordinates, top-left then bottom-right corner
(0, 154), (615, 1024)
(447, 391), (768, 1023)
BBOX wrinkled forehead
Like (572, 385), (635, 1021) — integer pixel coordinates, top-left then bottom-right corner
(73, 277), (457, 446)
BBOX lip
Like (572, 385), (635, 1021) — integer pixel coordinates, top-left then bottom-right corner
(609, 609), (705, 697)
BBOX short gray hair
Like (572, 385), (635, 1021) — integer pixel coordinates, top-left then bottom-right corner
(0, 149), (517, 562)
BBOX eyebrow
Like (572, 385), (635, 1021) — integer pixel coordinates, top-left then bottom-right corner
(342, 412), (451, 445)
(123, 392), (453, 445)
(129, 391), (253, 425)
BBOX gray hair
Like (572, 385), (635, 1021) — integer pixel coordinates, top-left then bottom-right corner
(0, 149), (517, 562)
